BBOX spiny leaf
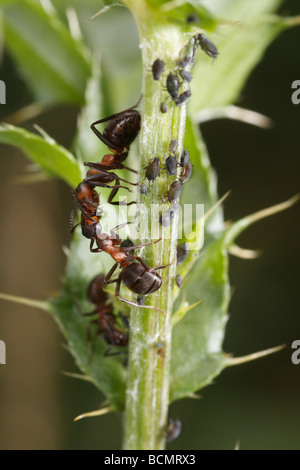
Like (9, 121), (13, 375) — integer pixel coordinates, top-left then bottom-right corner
(190, 0), (287, 114)
(2, 0), (91, 105)
(48, 233), (127, 411)
(170, 195), (298, 403)
(0, 124), (81, 187)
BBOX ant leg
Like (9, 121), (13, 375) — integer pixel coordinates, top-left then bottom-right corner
(108, 184), (136, 206)
(90, 238), (102, 253)
(84, 174), (132, 192)
(90, 97), (142, 133)
(90, 95), (142, 150)
(120, 238), (162, 251)
(133, 256), (172, 272)
(90, 122), (117, 150)
(115, 295), (166, 314)
(72, 192), (99, 222)
(119, 164), (138, 175)
(114, 273), (166, 314)
(85, 164), (138, 188)
(69, 202), (78, 233)
(110, 215), (139, 238)
(70, 222), (80, 234)
(151, 262), (173, 272)
(104, 263), (119, 284)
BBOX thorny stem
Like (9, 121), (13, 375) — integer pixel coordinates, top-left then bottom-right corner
(123, 10), (193, 450)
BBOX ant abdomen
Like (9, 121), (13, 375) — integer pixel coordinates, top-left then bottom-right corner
(122, 262), (162, 295)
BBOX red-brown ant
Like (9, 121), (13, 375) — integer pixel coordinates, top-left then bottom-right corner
(90, 98), (142, 152)
(90, 226), (170, 312)
(70, 182), (102, 241)
(84, 273), (129, 348)
(86, 98), (142, 205)
(83, 160), (138, 206)
(69, 273), (128, 362)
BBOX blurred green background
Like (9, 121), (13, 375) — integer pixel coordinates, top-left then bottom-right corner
(0, 0), (299, 450)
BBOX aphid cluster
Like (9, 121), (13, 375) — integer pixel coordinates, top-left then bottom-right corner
(167, 149), (192, 203)
(70, 100), (170, 354)
(165, 63), (192, 108)
(151, 32), (218, 114)
(151, 53), (193, 112)
(158, 140), (193, 228)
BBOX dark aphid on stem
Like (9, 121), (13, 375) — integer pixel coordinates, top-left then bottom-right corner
(90, 97), (142, 152)
(177, 56), (191, 69)
(169, 202), (180, 219)
(159, 203), (180, 227)
(165, 155), (177, 176)
(179, 162), (193, 184)
(155, 341), (165, 358)
(179, 69), (192, 83)
(166, 419), (183, 443)
(159, 211), (171, 228)
(160, 102), (167, 113)
(140, 183), (148, 195)
(176, 242), (189, 265)
(166, 72), (181, 100)
(175, 274), (183, 288)
(145, 157), (161, 181)
(175, 90), (191, 107)
(152, 58), (165, 80)
(120, 238), (135, 254)
(180, 150), (189, 167)
(196, 34), (219, 60)
(137, 295), (145, 306)
(169, 139), (178, 154)
(168, 181), (183, 203)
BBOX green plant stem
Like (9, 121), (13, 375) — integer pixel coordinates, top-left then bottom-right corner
(123, 10), (192, 450)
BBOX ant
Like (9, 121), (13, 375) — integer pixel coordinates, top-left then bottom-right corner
(90, 224), (170, 312)
(90, 97), (142, 153)
(86, 97), (142, 205)
(84, 273), (129, 347)
(70, 182), (102, 242)
(70, 273), (128, 362)
(83, 160), (138, 206)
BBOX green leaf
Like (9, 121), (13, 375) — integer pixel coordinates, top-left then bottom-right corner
(0, 124), (81, 187)
(189, 0), (286, 114)
(47, 233), (127, 411)
(170, 234), (230, 402)
(2, 0), (92, 105)
(72, 58), (107, 164)
(170, 192), (299, 403)
(182, 117), (224, 238)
